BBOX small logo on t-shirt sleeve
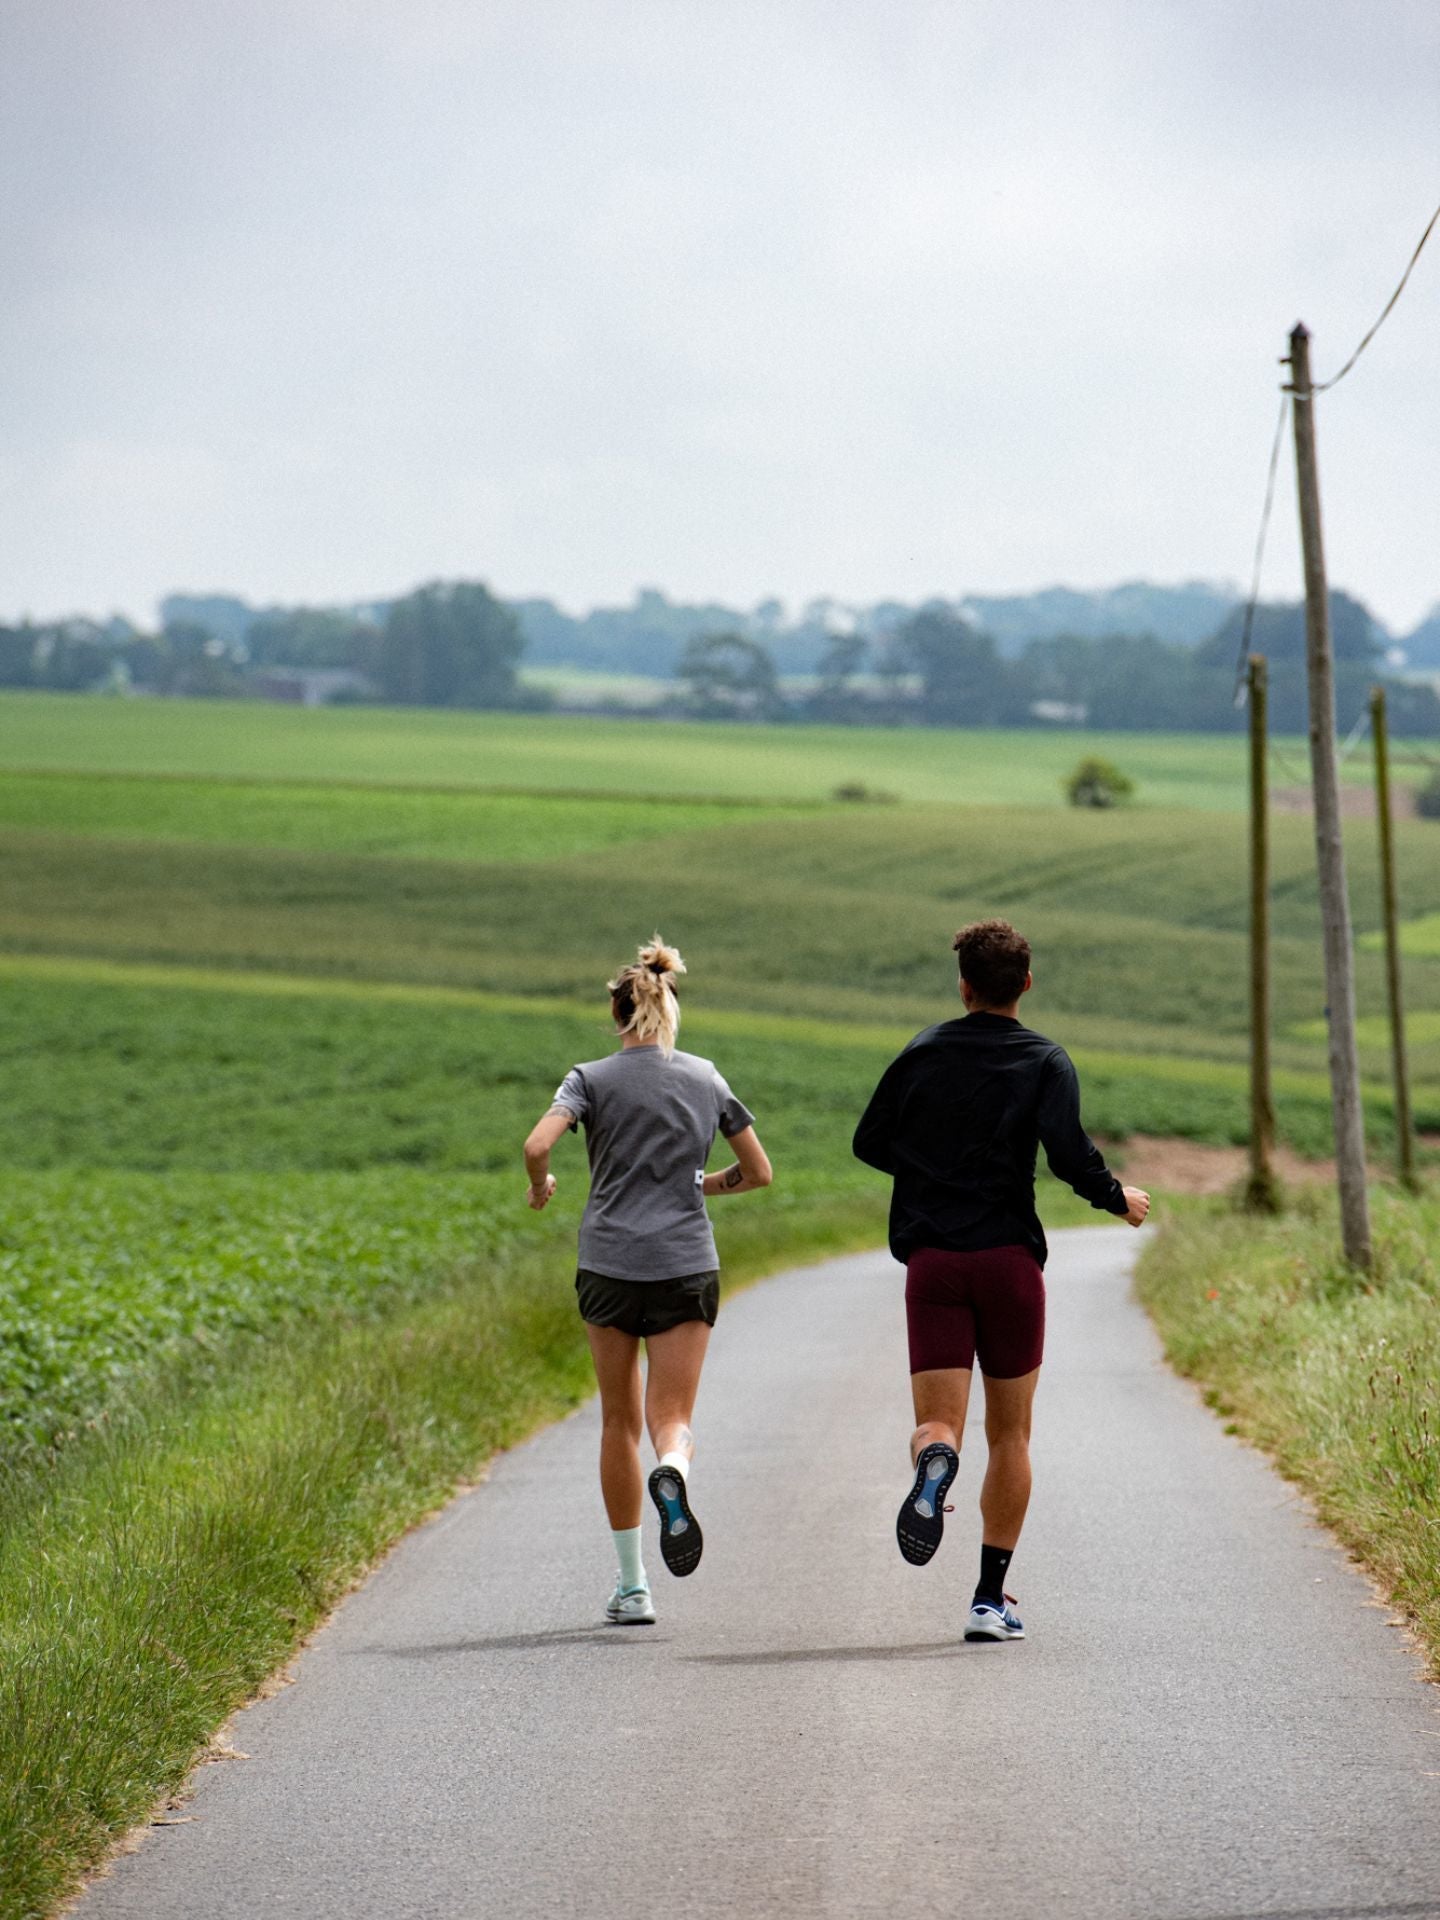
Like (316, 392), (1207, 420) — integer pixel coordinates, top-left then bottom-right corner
(694, 1169), (705, 1187)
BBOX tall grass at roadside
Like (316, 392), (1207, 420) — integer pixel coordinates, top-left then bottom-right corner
(1136, 1189), (1440, 1676)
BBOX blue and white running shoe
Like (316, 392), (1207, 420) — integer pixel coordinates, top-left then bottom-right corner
(965, 1593), (1025, 1641)
(648, 1465), (704, 1577)
(896, 1442), (959, 1566)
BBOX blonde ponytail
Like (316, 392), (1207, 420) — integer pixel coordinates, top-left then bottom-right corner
(609, 935), (686, 1056)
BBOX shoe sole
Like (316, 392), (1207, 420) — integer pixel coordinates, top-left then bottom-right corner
(896, 1442), (959, 1566)
(606, 1608), (656, 1627)
(964, 1613), (1025, 1641)
(648, 1466), (703, 1577)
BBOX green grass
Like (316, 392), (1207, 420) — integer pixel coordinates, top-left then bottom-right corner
(1369, 909), (1440, 958)
(0, 689), (1305, 808)
(0, 954), (1424, 1183)
(0, 771), (800, 863)
(8, 798), (1440, 1079)
(1136, 1188), (1440, 1680)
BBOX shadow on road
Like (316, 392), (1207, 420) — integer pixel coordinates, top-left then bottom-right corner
(358, 1626), (666, 1657)
(1172, 1904), (1440, 1920)
(685, 1639), (977, 1666)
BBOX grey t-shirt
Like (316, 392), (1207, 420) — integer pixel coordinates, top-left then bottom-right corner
(553, 1047), (756, 1282)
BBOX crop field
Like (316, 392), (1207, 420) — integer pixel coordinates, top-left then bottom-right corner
(0, 686), (1378, 809)
(4, 686), (1440, 1437)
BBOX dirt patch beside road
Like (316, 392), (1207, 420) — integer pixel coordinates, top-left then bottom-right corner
(1105, 1133), (1338, 1196)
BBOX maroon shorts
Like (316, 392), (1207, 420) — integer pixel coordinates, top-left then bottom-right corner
(905, 1245), (1046, 1379)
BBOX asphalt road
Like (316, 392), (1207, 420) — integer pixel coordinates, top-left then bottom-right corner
(79, 1228), (1440, 1920)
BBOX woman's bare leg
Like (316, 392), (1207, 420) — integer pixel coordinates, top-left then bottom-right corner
(643, 1319), (712, 1464)
(585, 1323), (644, 1529)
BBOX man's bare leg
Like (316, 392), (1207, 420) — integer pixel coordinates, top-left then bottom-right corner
(964, 1366), (1041, 1639)
(909, 1365), (973, 1461)
(978, 1367), (1040, 1550)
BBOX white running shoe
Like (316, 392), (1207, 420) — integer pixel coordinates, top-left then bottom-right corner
(605, 1580), (656, 1626)
(965, 1594), (1025, 1641)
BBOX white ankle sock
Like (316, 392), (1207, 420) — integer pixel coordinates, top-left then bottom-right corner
(658, 1449), (690, 1482)
(613, 1526), (646, 1592)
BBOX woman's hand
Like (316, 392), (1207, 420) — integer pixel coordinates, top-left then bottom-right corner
(523, 1108), (572, 1212)
(1122, 1186), (1151, 1227)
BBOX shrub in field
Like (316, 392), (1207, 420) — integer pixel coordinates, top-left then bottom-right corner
(1064, 756), (1135, 808)
(831, 781), (898, 804)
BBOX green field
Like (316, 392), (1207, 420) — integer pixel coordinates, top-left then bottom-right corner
(4, 686), (1439, 1448)
(0, 687), (1355, 808)
(4, 687), (1438, 1918)
(0, 770), (803, 862)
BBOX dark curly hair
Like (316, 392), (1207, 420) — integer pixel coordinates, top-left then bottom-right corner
(952, 919), (1030, 1007)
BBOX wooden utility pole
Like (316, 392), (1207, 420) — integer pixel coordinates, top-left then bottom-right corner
(1245, 654), (1280, 1210)
(1370, 682), (1417, 1188)
(1288, 322), (1371, 1270)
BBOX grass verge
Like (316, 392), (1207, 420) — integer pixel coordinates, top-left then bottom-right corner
(1136, 1186), (1440, 1680)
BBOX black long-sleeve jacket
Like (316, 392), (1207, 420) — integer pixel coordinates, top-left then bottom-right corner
(852, 1011), (1127, 1268)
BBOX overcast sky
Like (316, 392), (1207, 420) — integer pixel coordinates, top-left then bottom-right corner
(2, 0), (1437, 632)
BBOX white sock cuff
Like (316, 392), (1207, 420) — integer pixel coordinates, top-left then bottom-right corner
(612, 1526), (645, 1591)
(658, 1449), (690, 1481)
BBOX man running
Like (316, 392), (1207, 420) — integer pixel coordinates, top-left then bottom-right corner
(853, 919), (1149, 1642)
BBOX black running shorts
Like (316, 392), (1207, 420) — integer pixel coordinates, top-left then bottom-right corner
(575, 1269), (720, 1338)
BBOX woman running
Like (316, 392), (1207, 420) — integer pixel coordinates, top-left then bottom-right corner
(523, 936), (772, 1625)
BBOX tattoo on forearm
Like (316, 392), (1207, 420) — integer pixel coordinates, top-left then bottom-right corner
(722, 1164), (745, 1189)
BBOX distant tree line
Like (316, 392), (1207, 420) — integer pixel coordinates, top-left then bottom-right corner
(675, 590), (1440, 735)
(6, 578), (1440, 735)
(0, 582), (545, 712)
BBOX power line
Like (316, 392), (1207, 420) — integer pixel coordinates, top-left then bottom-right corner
(1337, 701), (1372, 763)
(1235, 197), (1438, 706)
(1233, 393), (1291, 704)
(1313, 196), (1440, 392)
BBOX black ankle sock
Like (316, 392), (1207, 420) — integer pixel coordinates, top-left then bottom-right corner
(976, 1543), (1012, 1606)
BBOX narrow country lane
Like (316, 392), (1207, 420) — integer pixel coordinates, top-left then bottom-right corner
(78, 1228), (1440, 1920)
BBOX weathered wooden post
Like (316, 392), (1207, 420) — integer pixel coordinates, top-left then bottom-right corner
(1288, 322), (1371, 1270)
(1370, 682), (1417, 1189)
(1245, 654), (1280, 1210)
